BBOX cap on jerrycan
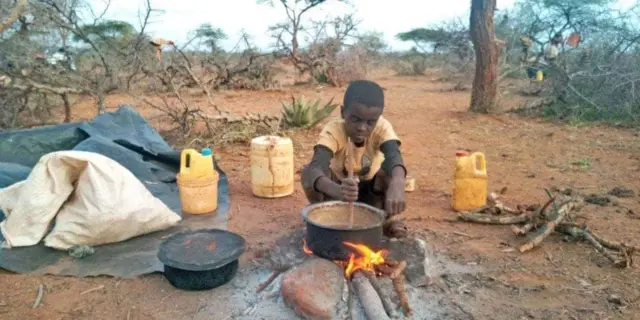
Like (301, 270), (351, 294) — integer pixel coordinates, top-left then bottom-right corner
(201, 148), (212, 156)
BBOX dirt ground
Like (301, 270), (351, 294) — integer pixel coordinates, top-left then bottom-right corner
(1, 69), (640, 320)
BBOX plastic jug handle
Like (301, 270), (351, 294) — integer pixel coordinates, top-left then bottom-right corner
(180, 150), (194, 173)
(472, 152), (486, 175)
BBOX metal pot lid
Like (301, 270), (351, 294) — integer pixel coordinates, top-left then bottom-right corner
(158, 229), (246, 271)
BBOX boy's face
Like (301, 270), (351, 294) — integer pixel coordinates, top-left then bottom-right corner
(341, 102), (383, 145)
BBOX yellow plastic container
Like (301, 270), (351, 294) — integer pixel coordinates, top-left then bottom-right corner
(250, 135), (294, 198)
(536, 70), (544, 81)
(177, 148), (219, 214)
(452, 151), (488, 211)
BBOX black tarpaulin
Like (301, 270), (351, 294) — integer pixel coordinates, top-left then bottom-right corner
(0, 105), (230, 278)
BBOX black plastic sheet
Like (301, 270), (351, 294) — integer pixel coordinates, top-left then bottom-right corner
(0, 105), (230, 278)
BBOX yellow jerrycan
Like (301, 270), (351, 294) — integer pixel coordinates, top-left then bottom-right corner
(176, 148), (219, 214)
(452, 151), (488, 211)
(250, 135), (294, 198)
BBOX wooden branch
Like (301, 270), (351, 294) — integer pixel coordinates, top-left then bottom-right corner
(352, 271), (391, 320)
(590, 233), (640, 253)
(519, 200), (579, 253)
(256, 270), (282, 293)
(392, 275), (412, 317)
(512, 222), (537, 236)
(360, 271), (397, 318)
(583, 230), (627, 267)
(0, 0), (28, 34)
(556, 225), (630, 268)
(457, 212), (530, 225)
(11, 80), (85, 95)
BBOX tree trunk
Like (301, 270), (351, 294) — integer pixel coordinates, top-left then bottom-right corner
(469, 0), (499, 113)
(62, 93), (71, 123)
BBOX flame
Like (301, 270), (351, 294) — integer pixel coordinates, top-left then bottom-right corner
(341, 242), (388, 279)
(301, 239), (388, 279)
(302, 239), (313, 255)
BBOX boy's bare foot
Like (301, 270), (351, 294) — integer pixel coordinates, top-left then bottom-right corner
(383, 220), (409, 238)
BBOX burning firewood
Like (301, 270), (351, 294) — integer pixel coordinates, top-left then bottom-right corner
(374, 260), (411, 317)
(352, 271), (391, 320)
(360, 271), (397, 318)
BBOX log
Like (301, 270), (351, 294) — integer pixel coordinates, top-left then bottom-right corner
(352, 272), (391, 320)
(361, 271), (397, 318)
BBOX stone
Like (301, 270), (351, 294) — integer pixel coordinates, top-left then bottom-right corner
(383, 236), (432, 286)
(266, 229), (309, 270)
(281, 257), (345, 320)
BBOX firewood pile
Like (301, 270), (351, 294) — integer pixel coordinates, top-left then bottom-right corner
(455, 188), (637, 268)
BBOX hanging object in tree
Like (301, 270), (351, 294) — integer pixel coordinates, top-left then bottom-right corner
(566, 32), (581, 48)
(150, 39), (175, 60)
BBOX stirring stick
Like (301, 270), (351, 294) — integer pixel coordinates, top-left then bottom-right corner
(347, 137), (355, 229)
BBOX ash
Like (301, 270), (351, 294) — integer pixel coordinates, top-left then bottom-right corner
(176, 231), (481, 320)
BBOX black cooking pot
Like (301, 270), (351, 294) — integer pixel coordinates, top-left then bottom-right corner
(157, 229), (245, 291)
(301, 201), (386, 261)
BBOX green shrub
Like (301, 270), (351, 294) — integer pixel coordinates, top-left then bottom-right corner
(281, 95), (338, 128)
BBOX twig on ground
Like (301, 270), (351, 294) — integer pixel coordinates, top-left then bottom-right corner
(512, 222), (537, 236)
(583, 230), (628, 267)
(457, 212), (530, 225)
(32, 284), (44, 309)
(80, 285), (105, 295)
(590, 233), (640, 253)
(256, 270), (282, 293)
(556, 225), (631, 268)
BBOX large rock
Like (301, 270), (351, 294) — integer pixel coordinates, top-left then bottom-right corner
(384, 236), (432, 286)
(281, 257), (345, 320)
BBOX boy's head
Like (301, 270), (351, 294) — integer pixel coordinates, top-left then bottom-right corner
(341, 80), (384, 145)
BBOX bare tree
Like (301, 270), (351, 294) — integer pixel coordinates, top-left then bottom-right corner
(0, 0), (157, 128)
(259, 0), (360, 85)
(0, 0), (27, 33)
(470, 0), (500, 113)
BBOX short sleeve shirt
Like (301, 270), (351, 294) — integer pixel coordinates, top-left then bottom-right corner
(316, 116), (400, 181)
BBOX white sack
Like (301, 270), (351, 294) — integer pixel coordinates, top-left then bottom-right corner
(0, 151), (181, 250)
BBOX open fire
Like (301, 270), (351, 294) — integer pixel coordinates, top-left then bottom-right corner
(301, 239), (412, 317)
(302, 240), (387, 278)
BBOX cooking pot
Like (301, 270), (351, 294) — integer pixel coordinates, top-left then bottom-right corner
(301, 201), (386, 261)
(157, 229), (245, 291)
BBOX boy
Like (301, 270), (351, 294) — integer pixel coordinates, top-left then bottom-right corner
(301, 80), (408, 238)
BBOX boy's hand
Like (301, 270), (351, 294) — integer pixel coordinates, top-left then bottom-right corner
(385, 177), (406, 216)
(340, 178), (359, 202)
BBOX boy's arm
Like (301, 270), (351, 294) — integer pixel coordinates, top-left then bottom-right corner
(379, 139), (407, 216)
(380, 140), (406, 178)
(301, 146), (343, 200)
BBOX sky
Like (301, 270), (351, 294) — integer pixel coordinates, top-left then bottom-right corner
(89, 0), (637, 51)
